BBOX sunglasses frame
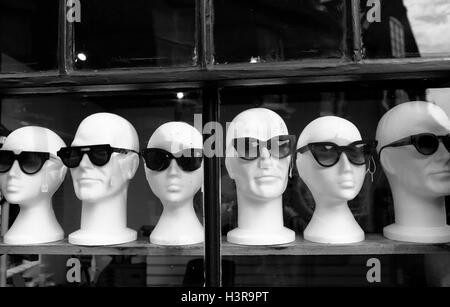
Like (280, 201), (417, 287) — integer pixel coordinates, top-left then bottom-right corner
(378, 133), (450, 156)
(57, 144), (139, 168)
(141, 147), (203, 172)
(297, 140), (378, 168)
(0, 150), (59, 175)
(231, 135), (297, 161)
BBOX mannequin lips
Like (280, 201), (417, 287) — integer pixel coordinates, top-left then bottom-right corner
(77, 177), (102, 185)
(338, 177), (355, 188)
(5, 184), (21, 193)
(254, 175), (281, 183)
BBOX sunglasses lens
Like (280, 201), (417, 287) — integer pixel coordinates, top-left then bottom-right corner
(176, 149), (203, 172)
(234, 138), (259, 160)
(143, 149), (171, 171)
(58, 148), (82, 168)
(269, 136), (293, 159)
(89, 148), (111, 166)
(345, 144), (367, 165)
(20, 152), (45, 174)
(310, 144), (339, 167)
(416, 135), (439, 155)
(0, 151), (14, 173)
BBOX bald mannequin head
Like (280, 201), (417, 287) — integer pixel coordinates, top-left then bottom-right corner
(0, 126), (67, 206)
(145, 122), (203, 204)
(296, 116), (366, 202)
(376, 101), (450, 197)
(70, 113), (140, 202)
(225, 108), (291, 200)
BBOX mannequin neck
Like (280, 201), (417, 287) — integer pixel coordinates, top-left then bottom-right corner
(80, 189), (128, 232)
(15, 198), (58, 226)
(160, 198), (199, 221)
(391, 185), (447, 227)
(312, 197), (355, 223)
(236, 192), (284, 231)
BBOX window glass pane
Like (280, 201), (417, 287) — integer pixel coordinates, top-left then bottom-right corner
(219, 86), (450, 286)
(0, 91), (204, 287)
(74, 0), (196, 69)
(213, 0), (349, 64)
(361, 0), (450, 59)
(0, 0), (58, 73)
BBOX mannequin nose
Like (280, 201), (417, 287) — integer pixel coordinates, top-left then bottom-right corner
(78, 153), (93, 168)
(167, 159), (181, 175)
(8, 160), (21, 177)
(339, 153), (352, 173)
(434, 142), (450, 164)
(258, 147), (273, 168)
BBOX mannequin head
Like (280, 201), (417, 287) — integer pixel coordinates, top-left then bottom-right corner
(145, 122), (203, 205)
(0, 126), (67, 206)
(296, 116), (367, 203)
(376, 101), (450, 198)
(70, 113), (140, 202)
(225, 108), (292, 201)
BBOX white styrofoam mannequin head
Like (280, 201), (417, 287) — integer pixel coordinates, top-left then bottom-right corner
(0, 126), (66, 244)
(68, 112), (139, 246)
(296, 116), (366, 202)
(71, 113), (140, 202)
(376, 101), (450, 243)
(225, 108), (291, 200)
(296, 116), (365, 243)
(145, 122), (204, 245)
(225, 108), (295, 245)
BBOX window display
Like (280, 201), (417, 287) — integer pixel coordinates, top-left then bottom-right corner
(224, 108), (295, 245)
(376, 101), (450, 243)
(144, 122), (204, 246)
(0, 126), (66, 244)
(296, 116), (377, 244)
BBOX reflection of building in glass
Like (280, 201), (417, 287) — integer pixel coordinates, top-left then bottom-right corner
(389, 17), (406, 58)
(362, 0), (419, 58)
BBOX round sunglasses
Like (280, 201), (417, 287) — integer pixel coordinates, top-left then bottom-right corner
(378, 133), (450, 156)
(57, 144), (139, 168)
(141, 148), (203, 172)
(231, 135), (297, 161)
(0, 150), (59, 175)
(297, 140), (378, 167)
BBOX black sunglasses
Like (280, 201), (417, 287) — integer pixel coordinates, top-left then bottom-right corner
(57, 144), (139, 168)
(231, 135), (297, 161)
(297, 140), (378, 167)
(0, 150), (59, 175)
(141, 148), (203, 172)
(378, 133), (450, 156)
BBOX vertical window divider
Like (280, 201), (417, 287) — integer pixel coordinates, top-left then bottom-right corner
(198, 0), (214, 69)
(202, 82), (222, 287)
(58, 0), (74, 75)
(351, 0), (363, 62)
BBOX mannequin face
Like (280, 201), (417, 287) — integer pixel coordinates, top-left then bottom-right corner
(70, 114), (139, 202)
(0, 127), (66, 207)
(297, 117), (366, 203)
(377, 101), (450, 198)
(226, 109), (291, 200)
(381, 127), (450, 197)
(145, 122), (203, 205)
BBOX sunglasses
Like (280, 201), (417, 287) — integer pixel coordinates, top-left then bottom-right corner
(0, 150), (60, 175)
(231, 135), (297, 161)
(297, 140), (378, 167)
(141, 148), (203, 172)
(57, 144), (139, 168)
(379, 133), (450, 156)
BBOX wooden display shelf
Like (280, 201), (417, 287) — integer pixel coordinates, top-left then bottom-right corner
(221, 234), (450, 256)
(0, 234), (449, 256)
(0, 239), (204, 256)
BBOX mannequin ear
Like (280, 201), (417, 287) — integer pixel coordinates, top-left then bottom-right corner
(225, 157), (235, 180)
(295, 154), (304, 180)
(118, 154), (140, 180)
(59, 165), (68, 181)
(379, 151), (395, 175)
